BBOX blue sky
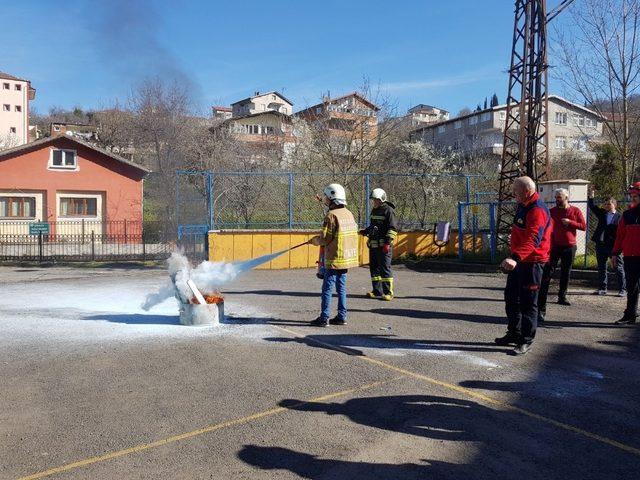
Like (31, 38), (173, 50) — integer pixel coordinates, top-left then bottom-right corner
(0, 1), (571, 116)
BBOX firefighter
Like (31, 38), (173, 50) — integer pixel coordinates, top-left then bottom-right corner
(360, 188), (398, 301)
(611, 182), (640, 325)
(495, 176), (552, 355)
(310, 183), (359, 327)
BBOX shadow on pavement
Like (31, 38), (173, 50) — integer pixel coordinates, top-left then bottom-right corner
(238, 445), (464, 479)
(264, 334), (508, 355)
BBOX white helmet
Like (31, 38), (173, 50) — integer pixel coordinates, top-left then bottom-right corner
(370, 188), (387, 202)
(323, 183), (347, 205)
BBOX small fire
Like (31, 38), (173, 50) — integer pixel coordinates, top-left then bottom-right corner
(190, 293), (224, 305)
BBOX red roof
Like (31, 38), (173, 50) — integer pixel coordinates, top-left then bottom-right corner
(213, 106), (232, 111)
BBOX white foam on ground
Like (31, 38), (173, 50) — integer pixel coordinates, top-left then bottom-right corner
(0, 275), (272, 348)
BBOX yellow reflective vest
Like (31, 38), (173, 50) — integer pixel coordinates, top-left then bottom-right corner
(316, 206), (359, 270)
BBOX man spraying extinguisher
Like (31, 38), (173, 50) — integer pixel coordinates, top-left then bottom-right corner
(360, 188), (398, 300)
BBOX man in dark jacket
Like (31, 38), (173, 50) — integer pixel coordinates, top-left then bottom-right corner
(360, 188), (398, 301)
(588, 188), (625, 296)
(496, 176), (551, 355)
(612, 182), (640, 324)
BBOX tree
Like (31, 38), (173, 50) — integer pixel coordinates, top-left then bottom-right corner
(590, 143), (625, 197)
(491, 93), (499, 107)
(483, 97), (488, 109)
(553, 0), (640, 188)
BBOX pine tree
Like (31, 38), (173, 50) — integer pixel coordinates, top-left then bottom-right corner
(490, 93), (499, 107)
(483, 97), (488, 109)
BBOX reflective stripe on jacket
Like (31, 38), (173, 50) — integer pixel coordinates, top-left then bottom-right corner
(365, 202), (398, 248)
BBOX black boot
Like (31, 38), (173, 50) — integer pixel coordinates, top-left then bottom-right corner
(310, 317), (328, 327)
(329, 316), (346, 325)
(495, 332), (519, 346)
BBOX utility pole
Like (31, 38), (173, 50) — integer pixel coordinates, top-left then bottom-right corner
(496, 0), (576, 246)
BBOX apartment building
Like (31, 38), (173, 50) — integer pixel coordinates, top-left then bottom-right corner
(413, 95), (604, 159)
(231, 91), (293, 117)
(0, 72), (36, 149)
(212, 106), (232, 121)
(296, 92), (379, 140)
(408, 104), (449, 127)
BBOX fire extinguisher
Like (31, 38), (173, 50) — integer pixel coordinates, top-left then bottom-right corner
(316, 246), (325, 279)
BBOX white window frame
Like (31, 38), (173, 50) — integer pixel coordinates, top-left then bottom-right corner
(49, 148), (79, 170)
(2, 104), (10, 112)
(499, 111), (506, 120)
(53, 125), (61, 132)
(555, 136), (566, 149)
(57, 193), (102, 220)
(573, 114), (585, 127)
(555, 112), (568, 125)
(0, 192), (43, 222)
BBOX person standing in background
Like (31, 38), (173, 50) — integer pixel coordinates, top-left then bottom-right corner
(537, 188), (586, 323)
(588, 188), (625, 296)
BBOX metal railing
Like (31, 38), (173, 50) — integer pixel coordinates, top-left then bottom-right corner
(0, 220), (173, 262)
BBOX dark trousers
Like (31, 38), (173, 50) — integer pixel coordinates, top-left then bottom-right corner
(505, 262), (543, 344)
(369, 246), (393, 296)
(538, 245), (577, 315)
(595, 242), (625, 291)
(623, 257), (640, 320)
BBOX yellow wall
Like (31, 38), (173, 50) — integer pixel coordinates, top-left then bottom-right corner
(208, 230), (478, 269)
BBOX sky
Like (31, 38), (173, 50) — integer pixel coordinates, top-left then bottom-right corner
(0, 0), (573, 117)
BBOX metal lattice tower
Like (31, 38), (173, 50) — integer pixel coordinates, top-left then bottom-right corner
(496, 0), (575, 246)
(497, 0), (550, 245)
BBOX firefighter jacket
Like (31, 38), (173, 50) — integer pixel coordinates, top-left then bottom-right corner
(315, 205), (359, 270)
(363, 202), (398, 248)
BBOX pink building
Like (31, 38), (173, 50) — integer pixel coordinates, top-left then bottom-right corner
(0, 135), (149, 237)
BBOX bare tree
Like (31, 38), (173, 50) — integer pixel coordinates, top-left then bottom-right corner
(553, 0), (640, 188)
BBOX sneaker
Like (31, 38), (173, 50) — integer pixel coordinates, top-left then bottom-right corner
(381, 294), (393, 301)
(310, 317), (328, 327)
(495, 333), (519, 346)
(614, 317), (637, 325)
(513, 343), (532, 355)
(329, 316), (346, 325)
(594, 289), (607, 296)
(366, 292), (382, 299)
(618, 290), (627, 297)
(537, 313), (546, 326)
(557, 298), (571, 306)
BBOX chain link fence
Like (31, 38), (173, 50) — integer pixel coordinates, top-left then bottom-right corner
(175, 170), (490, 231)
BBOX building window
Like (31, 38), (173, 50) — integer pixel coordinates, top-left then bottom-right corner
(555, 136), (566, 149)
(9, 127), (16, 134)
(437, 125), (446, 134)
(555, 112), (568, 125)
(480, 112), (491, 122)
(59, 197), (97, 217)
(15, 84), (21, 91)
(50, 149), (77, 168)
(573, 137), (588, 151)
(0, 196), (36, 219)
(453, 139), (460, 150)
(263, 126), (275, 135)
(585, 117), (597, 127)
(315, 107), (322, 114)
(15, 105), (21, 112)
(2, 83), (9, 90)
(499, 111), (506, 120)
(454, 120), (462, 130)
(53, 125), (61, 132)
(3, 104), (9, 112)
(469, 116), (478, 125)
(573, 115), (585, 127)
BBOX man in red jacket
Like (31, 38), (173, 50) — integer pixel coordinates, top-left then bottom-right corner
(537, 188), (586, 322)
(496, 176), (552, 355)
(612, 182), (640, 324)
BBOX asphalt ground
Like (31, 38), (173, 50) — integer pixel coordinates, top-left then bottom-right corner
(0, 264), (638, 479)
